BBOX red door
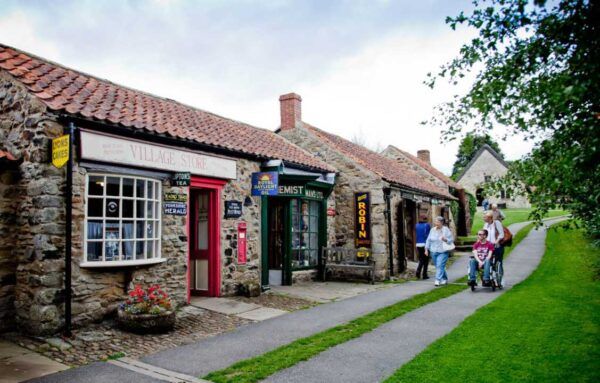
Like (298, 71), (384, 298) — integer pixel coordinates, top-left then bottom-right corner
(188, 177), (225, 299)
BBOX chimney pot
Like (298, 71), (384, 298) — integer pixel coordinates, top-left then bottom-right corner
(279, 93), (302, 131)
(417, 150), (431, 165)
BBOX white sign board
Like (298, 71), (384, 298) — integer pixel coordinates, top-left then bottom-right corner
(80, 131), (237, 179)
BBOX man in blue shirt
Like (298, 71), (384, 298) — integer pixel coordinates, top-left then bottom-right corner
(415, 215), (431, 279)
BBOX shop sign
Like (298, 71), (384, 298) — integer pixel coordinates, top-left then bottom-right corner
(224, 200), (243, 218)
(164, 193), (187, 202)
(251, 172), (279, 196)
(80, 130), (237, 179)
(355, 192), (371, 248)
(327, 207), (336, 216)
(172, 172), (191, 186)
(401, 191), (416, 201)
(51, 134), (69, 168)
(163, 202), (187, 216)
(277, 185), (325, 200)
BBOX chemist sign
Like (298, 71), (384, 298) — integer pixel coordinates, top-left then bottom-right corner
(51, 134), (69, 168)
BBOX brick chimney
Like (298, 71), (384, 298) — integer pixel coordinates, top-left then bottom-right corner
(417, 150), (431, 165)
(279, 93), (302, 131)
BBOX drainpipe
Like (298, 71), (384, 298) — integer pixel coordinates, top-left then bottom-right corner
(383, 188), (394, 277)
(64, 122), (75, 337)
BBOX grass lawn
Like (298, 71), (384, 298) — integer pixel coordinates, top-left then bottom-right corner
(384, 226), (600, 383)
(203, 224), (537, 383)
(470, 208), (567, 235)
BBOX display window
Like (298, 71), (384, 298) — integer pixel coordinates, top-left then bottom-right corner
(83, 174), (162, 266)
(290, 199), (320, 269)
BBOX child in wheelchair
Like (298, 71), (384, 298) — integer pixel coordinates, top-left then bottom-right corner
(468, 229), (499, 291)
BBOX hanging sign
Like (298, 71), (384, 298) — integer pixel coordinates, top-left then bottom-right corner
(251, 172), (279, 196)
(163, 202), (187, 216)
(164, 193), (187, 202)
(224, 200), (243, 218)
(355, 192), (371, 248)
(172, 172), (191, 186)
(52, 134), (70, 168)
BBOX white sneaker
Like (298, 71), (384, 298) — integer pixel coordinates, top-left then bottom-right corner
(434, 280), (440, 286)
(441, 280), (448, 285)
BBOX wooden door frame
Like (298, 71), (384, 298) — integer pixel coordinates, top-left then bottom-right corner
(187, 176), (226, 302)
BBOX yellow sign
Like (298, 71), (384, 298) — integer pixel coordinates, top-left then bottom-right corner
(52, 134), (70, 168)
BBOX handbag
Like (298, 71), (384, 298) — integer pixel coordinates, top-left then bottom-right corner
(442, 241), (455, 252)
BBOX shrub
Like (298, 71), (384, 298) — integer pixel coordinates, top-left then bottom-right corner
(120, 285), (172, 315)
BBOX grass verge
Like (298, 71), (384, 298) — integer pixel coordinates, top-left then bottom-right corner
(384, 225), (600, 382)
(470, 208), (566, 235)
(203, 223), (536, 383)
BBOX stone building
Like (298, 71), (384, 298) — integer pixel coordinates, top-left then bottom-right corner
(381, 145), (472, 236)
(456, 144), (530, 209)
(0, 44), (335, 335)
(277, 93), (457, 277)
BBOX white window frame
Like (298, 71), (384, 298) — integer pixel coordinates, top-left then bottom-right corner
(81, 173), (165, 267)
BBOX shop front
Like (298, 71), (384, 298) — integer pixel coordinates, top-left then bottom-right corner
(256, 166), (334, 287)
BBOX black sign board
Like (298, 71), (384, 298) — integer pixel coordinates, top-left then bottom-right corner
(355, 192), (371, 248)
(224, 200), (243, 219)
(172, 172), (191, 186)
(163, 202), (187, 216)
(164, 192), (188, 202)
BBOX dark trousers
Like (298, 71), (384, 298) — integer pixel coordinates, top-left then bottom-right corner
(416, 246), (429, 278)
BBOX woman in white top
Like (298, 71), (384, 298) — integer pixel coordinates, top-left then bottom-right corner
(425, 216), (454, 286)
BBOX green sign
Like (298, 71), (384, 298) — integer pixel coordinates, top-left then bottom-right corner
(277, 185), (324, 200)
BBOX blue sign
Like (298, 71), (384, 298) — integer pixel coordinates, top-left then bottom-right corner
(251, 172), (279, 196)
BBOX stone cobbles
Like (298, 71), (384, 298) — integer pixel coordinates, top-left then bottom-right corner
(1, 306), (249, 367)
(231, 291), (318, 312)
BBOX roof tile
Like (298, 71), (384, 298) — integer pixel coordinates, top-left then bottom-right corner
(0, 44), (333, 173)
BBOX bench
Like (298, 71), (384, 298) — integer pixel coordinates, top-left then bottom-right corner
(322, 247), (376, 284)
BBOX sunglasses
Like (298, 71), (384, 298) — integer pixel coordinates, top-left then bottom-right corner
(477, 233), (486, 236)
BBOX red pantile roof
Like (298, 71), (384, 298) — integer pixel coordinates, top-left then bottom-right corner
(0, 44), (334, 173)
(302, 124), (455, 199)
(385, 145), (463, 190)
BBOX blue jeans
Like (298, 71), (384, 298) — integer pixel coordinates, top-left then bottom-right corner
(431, 251), (449, 282)
(469, 257), (491, 282)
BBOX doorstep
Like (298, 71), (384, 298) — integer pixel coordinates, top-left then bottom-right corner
(0, 340), (68, 383)
(190, 297), (287, 321)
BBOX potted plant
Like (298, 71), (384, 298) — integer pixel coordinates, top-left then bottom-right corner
(117, 285), (176, 333)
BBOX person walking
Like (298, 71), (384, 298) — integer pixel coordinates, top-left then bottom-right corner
(415, 215), (432, 279)
(491, 203), (505, 221)
(483, 211), (505, 287)
(482, 198), (490, 212)
(425, 216), (454, 286)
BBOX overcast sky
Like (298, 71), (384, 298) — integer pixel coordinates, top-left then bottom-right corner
(0, 0), (534, 174)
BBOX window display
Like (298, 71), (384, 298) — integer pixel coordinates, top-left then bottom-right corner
(84, 174), (162, 265)
(291, 199), (320, 268)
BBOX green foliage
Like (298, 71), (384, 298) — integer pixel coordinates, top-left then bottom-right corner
(427, 0), (599, 240)
(450, 200), (459, 225)
(385, 226), (600, 382)
(451, 132), (504, 179)
(466, 192), (477, 232)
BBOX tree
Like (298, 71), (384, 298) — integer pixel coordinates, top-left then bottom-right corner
(427, 0), (599, 238)
(451, 132), (504, 179)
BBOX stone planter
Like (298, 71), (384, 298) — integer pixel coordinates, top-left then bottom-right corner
(117, 308), (176, 334)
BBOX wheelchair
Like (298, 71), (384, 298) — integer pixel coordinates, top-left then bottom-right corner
(467, 256), (502, 292)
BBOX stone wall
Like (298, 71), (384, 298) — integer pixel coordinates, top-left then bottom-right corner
(220, 159), (262, 296)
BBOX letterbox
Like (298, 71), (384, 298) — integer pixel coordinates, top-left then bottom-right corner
(238, 222), (247, 264)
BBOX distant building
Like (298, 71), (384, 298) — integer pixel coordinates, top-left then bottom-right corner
(455, 144), (530, 209)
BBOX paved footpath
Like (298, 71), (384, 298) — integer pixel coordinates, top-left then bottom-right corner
(263, 221), (553, 383)
(28, 221), (543, 383)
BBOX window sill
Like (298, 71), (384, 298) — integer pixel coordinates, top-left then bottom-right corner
(80, 258), (166, 268)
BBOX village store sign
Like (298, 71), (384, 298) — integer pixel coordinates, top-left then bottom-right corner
(80, 131), (237, 179)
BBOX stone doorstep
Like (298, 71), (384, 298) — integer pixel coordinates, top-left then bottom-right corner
(0, 340), (69, 383)
(189, 297), (261, 315)
(109, 357), (209, 383)
(236, 307), (288, 321)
